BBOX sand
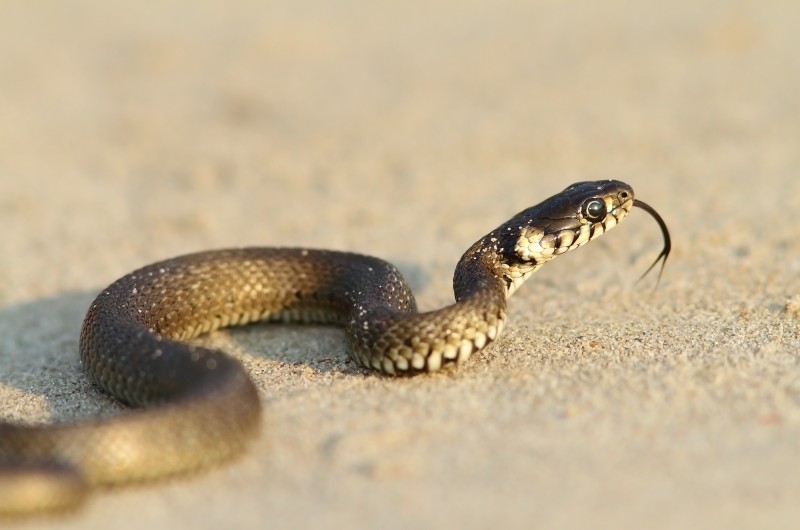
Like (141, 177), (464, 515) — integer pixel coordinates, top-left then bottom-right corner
(1, 0), (799, 528)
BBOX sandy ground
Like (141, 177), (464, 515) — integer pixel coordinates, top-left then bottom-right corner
(1, 0), (799, 528)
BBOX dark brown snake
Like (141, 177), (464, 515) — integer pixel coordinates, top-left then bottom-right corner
(0, 180), (670, 515)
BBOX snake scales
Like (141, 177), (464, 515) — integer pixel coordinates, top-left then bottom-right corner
(0, 180), (669, 515)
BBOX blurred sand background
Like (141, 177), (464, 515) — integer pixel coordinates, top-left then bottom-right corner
(1, 0), (799, 528)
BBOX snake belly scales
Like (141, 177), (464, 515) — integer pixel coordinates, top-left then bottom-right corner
(0, 180), (670, 515)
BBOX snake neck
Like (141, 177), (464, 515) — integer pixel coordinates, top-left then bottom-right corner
(454, 232), (540, 301)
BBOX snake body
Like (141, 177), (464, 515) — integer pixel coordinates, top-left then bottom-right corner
(0, 180), (669, 515)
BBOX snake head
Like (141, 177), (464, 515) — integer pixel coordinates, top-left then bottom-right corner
(510, 180), (634, 265)
(491, 180), (637, 296)
(458, 179), (670, 298)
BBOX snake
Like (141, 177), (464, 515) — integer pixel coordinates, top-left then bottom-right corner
(0, 180), (670, 516)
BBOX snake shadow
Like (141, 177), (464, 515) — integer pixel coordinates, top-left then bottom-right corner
(0, 291), (121, 422)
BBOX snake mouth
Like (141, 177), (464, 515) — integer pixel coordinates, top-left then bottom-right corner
(633, 199), (671, 284)
(611, 197), (634, 220)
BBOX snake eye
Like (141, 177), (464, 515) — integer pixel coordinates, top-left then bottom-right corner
(582, 199), (606, 222)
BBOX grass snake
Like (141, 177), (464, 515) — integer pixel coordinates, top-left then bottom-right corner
(0, 180), (670, 515)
